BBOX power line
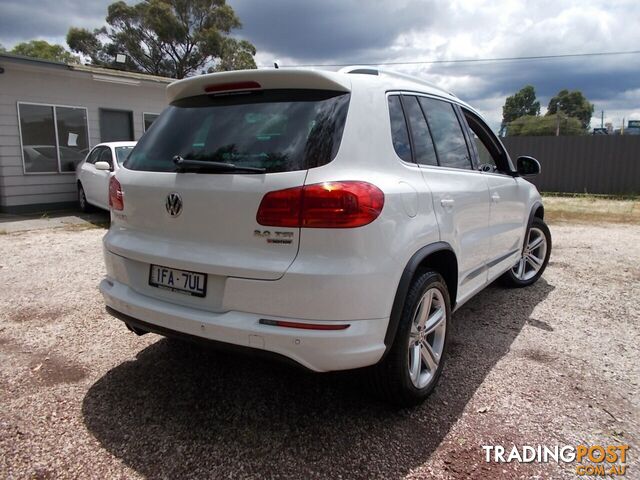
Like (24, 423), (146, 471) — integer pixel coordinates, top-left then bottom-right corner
(266, 50), (640, 68)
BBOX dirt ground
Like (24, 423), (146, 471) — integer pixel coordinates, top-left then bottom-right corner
(0, 215), (638, 479)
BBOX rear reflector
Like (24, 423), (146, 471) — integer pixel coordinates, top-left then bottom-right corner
(204, 81), (261, 93)
(256, 181), (384, 228)
(109, 176), (124, 211)
(259, 319), (350, 330)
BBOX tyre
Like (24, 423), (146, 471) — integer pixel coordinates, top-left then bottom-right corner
(78, 183), (92, 213)
(500, 217), (551, 288)
(370, 270), (450, 407)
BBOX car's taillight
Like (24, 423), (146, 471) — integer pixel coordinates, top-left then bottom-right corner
(257, 181), (384, 228)
(109, 176), (124, 211)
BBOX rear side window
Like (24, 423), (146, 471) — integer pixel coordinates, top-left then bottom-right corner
(402, 96), (438, 166)
(125, 90), (350, 173)
(418, 97), (472, 170)
(388, 95), (412, 162)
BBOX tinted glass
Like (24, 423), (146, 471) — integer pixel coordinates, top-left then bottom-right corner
(19, 104), (58, 173)
(115, 146), (134, 164)
(463, 109), (512, 173)
(100, 109), (133, 142)
(388, 95), (412, 162)
(56, 107), (89, 172)
(99, 148), (113, 165)
(403, 96), (438, 166)
(86, 147), (102, 164)
(126, 90), (350, 173)
(419, 98), (471, 169)
(143, 113), (159, 132)
(474, 134), (497, 170)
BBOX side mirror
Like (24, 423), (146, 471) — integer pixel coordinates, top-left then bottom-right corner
(516, 156), (541, 177)
(95, 161), (112, 171)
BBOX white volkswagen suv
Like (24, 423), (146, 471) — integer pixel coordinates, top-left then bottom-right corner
(100, 67), (551, 406)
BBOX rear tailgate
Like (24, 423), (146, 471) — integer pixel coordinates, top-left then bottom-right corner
(106, 168), (304, 280)
(104, 70), (351, 294)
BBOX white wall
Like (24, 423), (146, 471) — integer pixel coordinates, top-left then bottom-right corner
(0, 59), (169, 211)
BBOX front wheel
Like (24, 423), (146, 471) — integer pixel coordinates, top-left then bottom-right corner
(78, 184), (92, 213)
(369, 270), (450, 407)
(500, 217), (551, 287)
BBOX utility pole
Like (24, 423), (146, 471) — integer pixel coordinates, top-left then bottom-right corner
(601, 110), (604, 128)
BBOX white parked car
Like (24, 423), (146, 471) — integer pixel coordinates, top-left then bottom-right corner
(99, 68), (551, 406)
(76, 141), (136, 211)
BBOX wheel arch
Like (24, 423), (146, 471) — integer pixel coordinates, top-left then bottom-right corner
(528, 201), (544, 228)
(382, 242), (458, 356)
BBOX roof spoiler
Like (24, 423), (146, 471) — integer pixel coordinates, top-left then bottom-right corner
(166, 68), (351, 103)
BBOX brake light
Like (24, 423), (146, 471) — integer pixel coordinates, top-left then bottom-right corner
(257, 181), (384, 228)
(204, 81), (261, 93)
(109, 176), (124, 211)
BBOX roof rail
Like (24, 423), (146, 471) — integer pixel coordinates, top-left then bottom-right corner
(338, 66), (379, 76)
(377, 68), (457, 97)
(339, 65), (455, 97)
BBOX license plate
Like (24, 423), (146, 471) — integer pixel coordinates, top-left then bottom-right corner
(149, 264), (207, 297)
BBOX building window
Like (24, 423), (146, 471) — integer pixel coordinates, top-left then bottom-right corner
(18, 102), (89, 174)
(143, 112), (159, 132)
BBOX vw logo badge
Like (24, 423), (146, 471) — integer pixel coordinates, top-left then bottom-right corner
(165, 193), (183, 217)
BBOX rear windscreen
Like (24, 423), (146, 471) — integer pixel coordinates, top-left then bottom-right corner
(125, 89), (350, 173)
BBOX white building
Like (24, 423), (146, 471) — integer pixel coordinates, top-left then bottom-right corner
(0, 53), (172, 213)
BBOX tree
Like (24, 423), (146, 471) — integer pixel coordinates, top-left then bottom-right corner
(507, 114), (584, 136)
(209, 38), (256, 72)
(10, 40), (79, 64)
(500, 85), (540, 136)
(67, 0), (256, 78)
(546, 89), (594, 130)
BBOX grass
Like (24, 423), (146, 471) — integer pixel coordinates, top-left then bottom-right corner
(541, 191), (639, 201)
(542, 194), (640, 224)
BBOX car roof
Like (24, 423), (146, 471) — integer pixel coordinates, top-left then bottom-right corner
(165, 67), (481, 118)
(94, 141), (137, 149)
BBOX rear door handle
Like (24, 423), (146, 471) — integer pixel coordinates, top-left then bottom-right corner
(440, 198), (455, 208)
(491, 193), (501, 203)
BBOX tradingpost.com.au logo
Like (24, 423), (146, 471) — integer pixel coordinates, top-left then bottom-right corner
(482, 444), (630, 476)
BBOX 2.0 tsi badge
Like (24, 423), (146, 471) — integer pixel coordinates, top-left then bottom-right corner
(165, 193), (183, 217)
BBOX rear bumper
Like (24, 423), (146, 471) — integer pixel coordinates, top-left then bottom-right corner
(99, 278), (388, 372)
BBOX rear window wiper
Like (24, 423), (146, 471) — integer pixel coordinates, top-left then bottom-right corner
(173, 155), (266, 173)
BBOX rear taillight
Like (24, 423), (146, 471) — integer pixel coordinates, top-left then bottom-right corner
(109, 176), (124, 211)
(257, 181), (384, 228)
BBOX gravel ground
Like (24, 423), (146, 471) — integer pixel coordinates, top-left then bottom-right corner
(0, 218), (638, 479)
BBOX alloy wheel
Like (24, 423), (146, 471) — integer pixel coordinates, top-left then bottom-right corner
(407, 287), (447, 389)
(512, 226), (548, 281)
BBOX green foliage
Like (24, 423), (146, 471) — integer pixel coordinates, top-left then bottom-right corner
(10, 40), (79, 64)
(67, 0), (256, 78)
(546, 89), (594, 130)
(501, 85), (540, 134)
(507, 114), (584, 136)
(209, 39), (256, 72)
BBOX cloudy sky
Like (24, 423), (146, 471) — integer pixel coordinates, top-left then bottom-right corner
(1, 0), (638, 131)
